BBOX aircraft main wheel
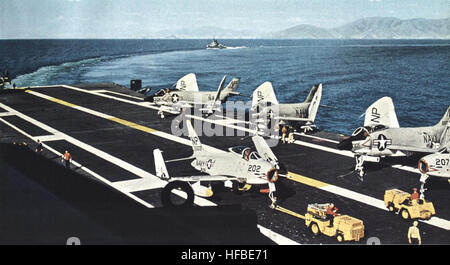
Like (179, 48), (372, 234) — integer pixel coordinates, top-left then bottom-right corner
(336, 234), (344, 242)
(310, 223), (320, 236)
(401, 209), (410, 220)
(161, 181), (195, 208)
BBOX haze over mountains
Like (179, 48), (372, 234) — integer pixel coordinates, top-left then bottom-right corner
(272, 17), (450, 39)
(156, 17), (449, 39)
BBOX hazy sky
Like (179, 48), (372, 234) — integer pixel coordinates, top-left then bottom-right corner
(1, 0), (448, 38)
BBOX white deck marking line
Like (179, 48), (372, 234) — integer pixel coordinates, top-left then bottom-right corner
(0, 102), (215, 208)
(294, 132), (340, 144)
(99, 90), (144, 100)
(0, 116), (154, 208)
(34, 134), (65, 142)
(113, 178), (170, 193)
(0, 112), (14, 117)
(90, 89), (108, 93)
(257, 225), (300, 245)
(24, 89), (450, 232)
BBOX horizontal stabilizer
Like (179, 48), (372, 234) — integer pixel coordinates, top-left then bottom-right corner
(154, 149), (170, 180)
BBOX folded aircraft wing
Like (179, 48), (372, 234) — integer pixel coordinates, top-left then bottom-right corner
(252, 135), (279, 165)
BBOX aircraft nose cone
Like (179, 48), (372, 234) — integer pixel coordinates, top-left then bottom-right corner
(337, 138), (352, 150)
(418, 159), (429, 174)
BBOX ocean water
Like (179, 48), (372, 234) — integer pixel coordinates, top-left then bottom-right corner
(1, 39), (449, 134)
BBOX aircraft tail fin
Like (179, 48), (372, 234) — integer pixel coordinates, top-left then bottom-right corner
(220, 77), (240, 99)
(176, 73), (199, 92)
(153, 149), (170, 180)
(186, 120), (203, 155)
(363, 97), (400, 128)
(438, 107), (450, 149)
(204, 75), (227, 114)
(436, 106), (450, 127)
(306, 83), (322, 123)
(251, 82), (278, 110)
(2, 68), (11, 84)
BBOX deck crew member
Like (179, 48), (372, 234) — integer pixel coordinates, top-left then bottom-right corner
(408, 221), (421, 245)
(326, 203), (339, 227)
(62, 150), (72, 169)
(281, 126), (287, 144)
(35, 140), (44, 154)
(288, 126), (294, 144)
(410, 188), (420, 201)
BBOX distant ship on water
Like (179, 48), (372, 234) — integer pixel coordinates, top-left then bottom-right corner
(206, 38), (227, 49)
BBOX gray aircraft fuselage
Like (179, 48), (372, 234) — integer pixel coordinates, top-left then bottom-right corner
(191, 148), (276, 185)
(352, 125), (446, 157)
(278, 103), (310, 119)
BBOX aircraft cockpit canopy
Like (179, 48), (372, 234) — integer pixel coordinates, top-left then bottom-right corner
(230, 146), (261, 160)
(153, 88), (176, 97)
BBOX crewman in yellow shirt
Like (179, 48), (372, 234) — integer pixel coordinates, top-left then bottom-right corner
(408, 221), (421, 245)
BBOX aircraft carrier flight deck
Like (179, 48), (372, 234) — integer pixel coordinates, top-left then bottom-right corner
(0, 83), (448, 245)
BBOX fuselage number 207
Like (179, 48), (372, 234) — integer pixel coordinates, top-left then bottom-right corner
(436, 159), (449, 166)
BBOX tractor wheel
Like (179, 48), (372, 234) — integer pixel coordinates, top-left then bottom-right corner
(387, 204), (395, 212)
(401, 209), (410, 220)
(336, 234), (344, 243)
(310, 223), (320, 236)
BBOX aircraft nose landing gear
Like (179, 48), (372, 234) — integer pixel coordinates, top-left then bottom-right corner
(419, 173), (429, 199)
(354, 155), (365, 181)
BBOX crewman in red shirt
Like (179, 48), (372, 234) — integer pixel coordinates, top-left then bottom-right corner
(62, 150), (72, 169)
(410, 188), (420, 201)
(326, 203), (339, 227)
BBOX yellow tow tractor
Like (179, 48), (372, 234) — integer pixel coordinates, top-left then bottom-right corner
(275, 203), (365, 242)
(384, 189), (435, 220)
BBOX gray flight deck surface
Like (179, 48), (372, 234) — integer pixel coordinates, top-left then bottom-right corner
(0, 83), (448, 245)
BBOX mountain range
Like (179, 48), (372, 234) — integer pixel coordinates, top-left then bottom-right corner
(270, 17), (450, 39)
(155, 17), (449, 39)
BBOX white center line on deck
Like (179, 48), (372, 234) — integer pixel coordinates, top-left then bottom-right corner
(23, 88), (450, 231)
(34, 134), (65, 142)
